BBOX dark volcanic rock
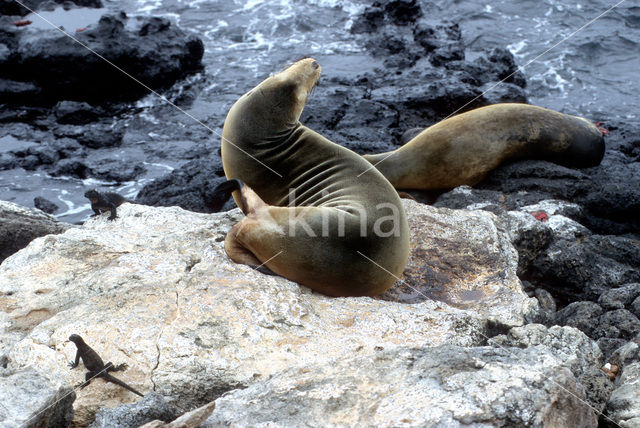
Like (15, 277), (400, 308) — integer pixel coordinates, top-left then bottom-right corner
(350, 0), (423, 34)
(554, 302), (604, 338)
(633, 296), (640, 318)
(88, 160), (146, 182)
(33, 196), (59, 214)
(0, 0), (102, 16)
(529, 231), (640, 303)
(598, 283), (640, 311)
(135, 156), (235, 213)
(478, 119), (640, 235)
(0, 12), (204, 105)
(49, 159), (89, 179)
(593, 309), (640, 341)
(89, 392), (179, 428)
(596, 338), (628, 362)
(76, 126), (124, 149)
(311, 0), (529, 148)
(0, 78), (41, 103)
(53, 123), (124, 149)
(467, 47), (527, 88)
(0, 200), (68, 263)
(533, 288), (557, 325)
(499, 210), (553, 276)
(54, 101), (103, 125)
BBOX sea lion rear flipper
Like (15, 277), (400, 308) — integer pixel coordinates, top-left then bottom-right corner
(236, 183), (268, 215)
(209, 179), (244, 212)
(211, 179), (268, 215)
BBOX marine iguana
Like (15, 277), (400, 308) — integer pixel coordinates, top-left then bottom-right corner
(68, 334), (144, 397)
(84, 189), (128, 221)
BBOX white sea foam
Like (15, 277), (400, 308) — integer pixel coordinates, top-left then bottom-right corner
(507, 40), (528, 57)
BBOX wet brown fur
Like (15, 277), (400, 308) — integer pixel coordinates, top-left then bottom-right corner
(363, 103), (605, 190)
(221, 59), (410, 297)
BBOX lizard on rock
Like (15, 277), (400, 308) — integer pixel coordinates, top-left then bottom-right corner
(68, 334), (144, 397)
(84, 189), (128, 221)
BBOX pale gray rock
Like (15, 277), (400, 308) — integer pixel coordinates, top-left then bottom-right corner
(606, 347), (640, 428)
(381, 201), (537, 328)
(518, 200), (591, 241)
(0, 367), (74, 428)
(204, 345), (598, 427)
(520, 199), (585, 219)
(0, 201), (535, 425)
(488, 324), (612, 413)
(544, 214), (592, 240)
(0, 200), (69, 264)
(139, 401), (216, 428)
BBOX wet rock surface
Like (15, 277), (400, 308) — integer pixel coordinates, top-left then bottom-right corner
(0, 11), (203, 106)
(0, 6), (205, 221)
(0, 0), (102, 17)
(0, 200), (70, 263)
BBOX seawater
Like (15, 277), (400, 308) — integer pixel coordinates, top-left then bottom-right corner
(0, 0), (637, 223)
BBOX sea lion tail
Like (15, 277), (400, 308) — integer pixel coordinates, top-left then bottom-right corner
(207, 179), (244, 212)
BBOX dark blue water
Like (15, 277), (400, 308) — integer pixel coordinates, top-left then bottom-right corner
(0, 0), (637, 223)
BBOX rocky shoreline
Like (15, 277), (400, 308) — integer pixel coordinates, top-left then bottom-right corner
(1, 0), (639, 426)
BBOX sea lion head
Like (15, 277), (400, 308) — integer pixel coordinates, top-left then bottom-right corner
(241, 58), (321, 133)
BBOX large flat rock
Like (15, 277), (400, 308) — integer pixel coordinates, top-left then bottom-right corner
(0, 200), (536, 425)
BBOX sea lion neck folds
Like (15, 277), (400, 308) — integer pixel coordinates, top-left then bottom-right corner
(220, 58), (410, 297)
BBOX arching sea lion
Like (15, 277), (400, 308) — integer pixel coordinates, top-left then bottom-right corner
(362, 103), (605, 190)
(220, 58), (409, 297)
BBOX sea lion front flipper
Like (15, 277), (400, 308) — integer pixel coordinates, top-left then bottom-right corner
(223, 181), (275, 268)
(224, 221), (263, 267)
(224, 229), (279, 277)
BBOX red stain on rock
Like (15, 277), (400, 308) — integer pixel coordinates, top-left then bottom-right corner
(12, 20), (32, 27)
(531, 211), (549, 222)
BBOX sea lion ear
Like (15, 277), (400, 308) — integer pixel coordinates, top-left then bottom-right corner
(275, 78), (298, 95)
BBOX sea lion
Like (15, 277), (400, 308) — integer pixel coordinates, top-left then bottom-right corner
(363, 103), (605, 190)
(220, 58), (409, 297)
